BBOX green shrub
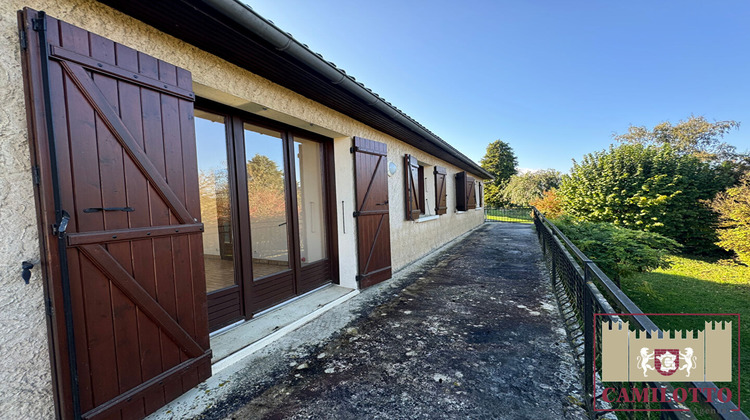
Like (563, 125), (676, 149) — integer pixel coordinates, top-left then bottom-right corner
(558, 144), (733, 253)
(552, 216), (682, 282)
(712, 173), (750, 264)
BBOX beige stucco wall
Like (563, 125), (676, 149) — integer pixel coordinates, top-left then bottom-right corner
(0, 1), (485, 418)
(386, 141), (485, 272)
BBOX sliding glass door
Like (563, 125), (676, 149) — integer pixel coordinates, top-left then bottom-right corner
(195, 103), (335, 331)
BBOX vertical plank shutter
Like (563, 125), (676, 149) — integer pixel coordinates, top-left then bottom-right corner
(20, 9), (210, 420)
(433, 166), (447, 215)
(467, 178), (477, 210)
(353, 137), (392, 288)
(404, 154), (421, 220)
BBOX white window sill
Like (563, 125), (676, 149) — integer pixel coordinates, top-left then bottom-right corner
(456, 211), (466, 214)
(415, 215), (439, 223)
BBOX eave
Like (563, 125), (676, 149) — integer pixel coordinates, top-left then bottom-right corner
(97, 0), (492, 179)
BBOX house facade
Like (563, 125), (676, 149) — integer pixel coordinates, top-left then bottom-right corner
(0, 0), (490, 418)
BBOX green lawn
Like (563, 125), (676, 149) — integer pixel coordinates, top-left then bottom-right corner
(484, 208), (533, 224)
(620, 255), (750, 415)
(485, 215), (533, 224)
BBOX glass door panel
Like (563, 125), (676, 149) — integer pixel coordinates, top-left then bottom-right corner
(243, 123), (291, 279)
(294, 138), (328, 265)
(195, 110), (236, 293)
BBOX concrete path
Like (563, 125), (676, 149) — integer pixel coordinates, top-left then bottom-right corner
(212, 223), (586, 419)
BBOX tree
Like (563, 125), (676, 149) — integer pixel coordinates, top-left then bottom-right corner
(247, 154), (284, 190)
(559, 144), (733, 253)
(530, 189), (564, 218)
(480, 140), (517, 187)
(712, 173), (750, 264)
(483, 183), (506, 208)
(499, 169), (561, 206)
(199, 167), (231, 224)
(614, 115), (743, 164)
(246, 154), (286, 219)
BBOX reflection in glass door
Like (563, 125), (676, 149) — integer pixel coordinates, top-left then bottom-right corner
(243, 123), (291, 279)
(294, 138), (327, 266)
(196, 102), (335, 329)
(195, 110), (236, 293)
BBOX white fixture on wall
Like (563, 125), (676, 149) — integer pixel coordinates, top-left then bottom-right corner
(388, 161), (397, 176)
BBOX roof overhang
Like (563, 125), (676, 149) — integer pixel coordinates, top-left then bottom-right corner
(97, 0), (492, 179)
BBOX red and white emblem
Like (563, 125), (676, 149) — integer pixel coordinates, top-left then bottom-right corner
(654, 349), (679, 376)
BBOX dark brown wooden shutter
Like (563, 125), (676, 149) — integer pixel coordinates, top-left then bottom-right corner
(404, 154), (421, 220)
(456, 172), (476, 211)
(467, 177), (477, 210)
(20, 9), (210, 420)
(353, 137), (392, 288)
(434, 166), (447, 215)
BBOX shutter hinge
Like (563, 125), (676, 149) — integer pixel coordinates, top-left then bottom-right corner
(52, 210), (71, 238)
(19, 28), (28, 50)
(31, 165), (40, 185)
(45, 297), (53, 318)
(350, 146), (359, 153)
(32, 17), (46, 32)
(352, 211), (360, 217)
(355, 274), (363, 284)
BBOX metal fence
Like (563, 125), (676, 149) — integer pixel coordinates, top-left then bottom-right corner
(531, 207), (746, 420)
(484, 207), (533, 223)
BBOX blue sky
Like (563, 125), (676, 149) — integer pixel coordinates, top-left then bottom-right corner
(246, 0), (750, 173)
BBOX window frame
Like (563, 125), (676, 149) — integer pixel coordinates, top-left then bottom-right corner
(196, 97), (340, 326)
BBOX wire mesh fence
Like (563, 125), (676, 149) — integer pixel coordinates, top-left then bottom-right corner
(484, 207), (533, 223)
(531, 207), (745, 420)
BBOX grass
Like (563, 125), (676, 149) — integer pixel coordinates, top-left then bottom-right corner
(484, 207), (534, 224)
(620, 255), (750, 416)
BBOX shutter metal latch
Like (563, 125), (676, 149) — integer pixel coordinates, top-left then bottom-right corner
(352, 211), (360, 217)
(350, 146), (359, 153)
(83, 206), (134, 213)
(52, 210), (70, 238)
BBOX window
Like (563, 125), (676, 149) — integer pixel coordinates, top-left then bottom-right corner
(455, 171), (476, 211)
(417, 165), (426, 214)
(419, 163), (437, 215)
(195, 99), (336, 330)
(406, 154), (446, 220)
(195, 110), (236, 293)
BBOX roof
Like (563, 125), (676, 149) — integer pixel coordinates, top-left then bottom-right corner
(98, 0), (492, 179)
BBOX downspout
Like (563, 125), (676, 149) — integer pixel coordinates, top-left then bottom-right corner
(200, 0), (491, 179)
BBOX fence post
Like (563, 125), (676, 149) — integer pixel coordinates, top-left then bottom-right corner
(550, 239), (556, 281)
(583, 266), (594, 406)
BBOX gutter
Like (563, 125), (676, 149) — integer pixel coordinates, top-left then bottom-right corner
(201, 0), (492, 180)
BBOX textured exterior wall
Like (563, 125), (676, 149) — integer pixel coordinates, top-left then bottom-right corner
(0, 3), (54, 419)
(0, 1), (485, 418)
(385, 140), (485, 271)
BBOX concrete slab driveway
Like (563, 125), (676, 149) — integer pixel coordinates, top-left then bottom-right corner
(214, 223), (586, 419)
